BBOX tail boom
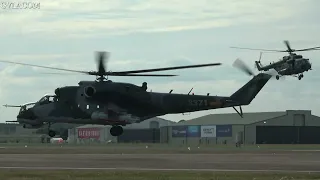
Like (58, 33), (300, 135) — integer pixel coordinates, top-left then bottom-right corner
(230, 73), (271, 105)
(229, 73), (272, 117)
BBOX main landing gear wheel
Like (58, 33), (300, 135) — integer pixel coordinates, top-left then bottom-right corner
(48, 130), (56, 137)
(110, 125), (123, 136)
(47, 122), (56, 137)
(298, 74), (303, 80)
(276, 75), (280, 80)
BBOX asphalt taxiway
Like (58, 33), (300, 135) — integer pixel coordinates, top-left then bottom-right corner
(1, 151), (320, 172)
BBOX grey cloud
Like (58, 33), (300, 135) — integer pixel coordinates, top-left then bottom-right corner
(0, 0), (306, 37)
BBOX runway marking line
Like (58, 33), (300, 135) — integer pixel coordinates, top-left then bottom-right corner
(0, 153), (305, 156)
(0, 166), (319, 173)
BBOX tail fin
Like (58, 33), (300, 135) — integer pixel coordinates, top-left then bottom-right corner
(230, 73), (272, 106)
(255, 61), (262, 71)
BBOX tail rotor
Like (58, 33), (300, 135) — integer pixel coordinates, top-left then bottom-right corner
(232, 58), (285, 80)
(232, 58), (255, 76)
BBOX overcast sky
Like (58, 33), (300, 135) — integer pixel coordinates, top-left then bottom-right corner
(0, 0), (319, 123)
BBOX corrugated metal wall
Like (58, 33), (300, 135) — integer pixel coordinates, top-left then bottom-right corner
(245, 112), (320, 144)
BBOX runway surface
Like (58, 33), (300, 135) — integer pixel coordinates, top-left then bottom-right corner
(1, 151), (320, 172)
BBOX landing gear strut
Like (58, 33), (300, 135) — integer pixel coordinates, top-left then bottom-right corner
(47, 122), (56, 137)
(110, 125), (123, 136)
(298, 74), (303, 80)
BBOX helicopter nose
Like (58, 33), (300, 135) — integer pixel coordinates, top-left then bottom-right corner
(307, 62), (312, 69)
(17, 109), (37, 120)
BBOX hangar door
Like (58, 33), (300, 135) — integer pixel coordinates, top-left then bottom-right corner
(256, 126), (298, 144)
(256, 126), (320, 144)
(299, 127), (320, 144)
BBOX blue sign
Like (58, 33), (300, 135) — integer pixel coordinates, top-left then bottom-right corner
(216, 125), (232, 137)
(172, 126), (187, 137)
(187, 125), (200, 137)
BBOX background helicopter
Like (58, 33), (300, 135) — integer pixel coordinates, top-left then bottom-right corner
(1, 52), (273, 138)
(231, 40), (320, 80)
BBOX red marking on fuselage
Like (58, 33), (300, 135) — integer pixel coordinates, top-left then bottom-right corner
(209, 101), (222, 107)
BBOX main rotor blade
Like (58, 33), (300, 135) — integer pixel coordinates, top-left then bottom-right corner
(112, 63), (221, 74)
(96, 51), (108, 74)
(292, 47), (320, 51)
(39, 72), (88, 76)
(41, 72), (177, 77)
(0, 60), (89, 74)
(230, 46), (286, 52)
(282, 40), (320, 52)
(110, 74), (177, 77)
(284, 40), (293, 52)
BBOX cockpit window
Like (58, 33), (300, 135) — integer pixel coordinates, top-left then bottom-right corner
(38, 95), (57, 105)
(18, 95), (57, 115)
(18, 103), (35, 114)
(39, 97), (48, 103)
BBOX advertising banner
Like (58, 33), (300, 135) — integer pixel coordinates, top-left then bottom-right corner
(172, 126), (187, 137)
(187, 125), (200, 137)
(216, 125), (232, 137)
(78, 128), (101, 139)
(201, 125), (216, 137)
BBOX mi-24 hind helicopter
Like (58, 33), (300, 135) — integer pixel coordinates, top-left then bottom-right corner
(1, 52), (273, 138)
(231, 40), (320, 80)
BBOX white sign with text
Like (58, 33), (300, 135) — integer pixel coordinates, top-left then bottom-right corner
(201, 125), (216, 137)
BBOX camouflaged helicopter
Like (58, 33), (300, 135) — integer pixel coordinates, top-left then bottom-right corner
(2, 52), (273, 138)
(231, 40), (320, 80)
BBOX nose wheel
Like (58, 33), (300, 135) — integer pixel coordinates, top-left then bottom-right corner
(110, 125), (123, 136)
(298, 74), (303, 80)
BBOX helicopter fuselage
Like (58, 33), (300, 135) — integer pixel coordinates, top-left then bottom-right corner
(232, 40), (319, 80)
(256, 56), (312, 76)
(15, 73), (272, 137)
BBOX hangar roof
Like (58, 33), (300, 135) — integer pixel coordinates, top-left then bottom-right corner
(173, 111), (287, 126)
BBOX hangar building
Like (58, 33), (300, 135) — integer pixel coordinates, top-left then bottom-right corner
(67, 117), (176, 144)
(66, 109), (320, 145)
(161, 110), (320, 145)
(0, 123), (41, 143)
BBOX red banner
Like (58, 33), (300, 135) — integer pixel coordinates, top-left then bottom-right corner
(78, 128), (101, 139)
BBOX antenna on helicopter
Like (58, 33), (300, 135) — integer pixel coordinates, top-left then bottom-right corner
(258, 52), (262, 62)
(3, 104), (23, 108)
(187, 88), (193, 95)
(182, 88), (194, 115)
